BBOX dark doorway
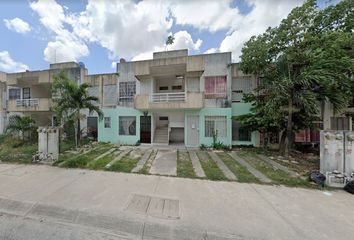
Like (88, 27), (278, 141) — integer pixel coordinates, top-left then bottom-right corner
(87, 117), (98, 140)
(140, 116), (151, 143)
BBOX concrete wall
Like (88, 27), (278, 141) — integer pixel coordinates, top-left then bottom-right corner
(97, 107), (142, 145)
(185, 108), (232, 147)
(0, 73), (6, 133)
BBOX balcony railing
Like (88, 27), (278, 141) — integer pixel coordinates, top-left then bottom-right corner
(151, 92), (186, 102)
(16, 99), (39, 107)
(8, 98), (52, 112)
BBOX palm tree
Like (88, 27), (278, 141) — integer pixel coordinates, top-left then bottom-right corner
(165, 34), (175, 51)
(6, 115), (35, 140)
(52, 71), (103, 148)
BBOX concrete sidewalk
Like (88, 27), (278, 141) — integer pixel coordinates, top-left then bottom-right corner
(0, 164), (353, 240)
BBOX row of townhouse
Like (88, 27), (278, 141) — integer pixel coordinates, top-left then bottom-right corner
(0, 49), (352, 147)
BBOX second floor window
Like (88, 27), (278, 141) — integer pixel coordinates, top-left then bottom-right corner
(22, 88), (31, 99)
(9, 89), (20, 100)
(205, 76), (226, 99)
(119, 82), (136, 102)
(232, 77), (252, 102)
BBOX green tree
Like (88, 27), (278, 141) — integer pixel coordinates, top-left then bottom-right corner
(52, 71), (103, 148)
(238, 0), (354, 156)
(6, 115), (35, 140)
(165, 34), (175, 51)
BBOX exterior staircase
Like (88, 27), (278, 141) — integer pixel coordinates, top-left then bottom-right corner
(153, 126), (169, 145)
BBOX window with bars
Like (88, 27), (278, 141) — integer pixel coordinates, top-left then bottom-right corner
(205, 116), (227, 137)
(119, 116), (136, 135)
(119, 82), (136, 102)
(9, 89), (21, 100)
(204, 76), (226, 99)
(232, 120), (251, 141)
(232, 77), (252, 102)
(104, 117), (111, 128)
(22, 88), (31, 99)
(331, 117), (349, 130)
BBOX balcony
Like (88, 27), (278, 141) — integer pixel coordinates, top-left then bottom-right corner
(8, 98), (52, 112)
(134, 92), (204, 110)
(151, 92), (186, 102)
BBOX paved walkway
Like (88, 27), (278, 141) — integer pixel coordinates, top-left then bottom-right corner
(189, 150), (206, 178)
(229, 152), (272, 183)
(0, 164), (353, 240)
(208, 151), (237, 181)
(256, 154), (298, 176)
(149, 149), (177, 176)
(131, 149), (152, 173)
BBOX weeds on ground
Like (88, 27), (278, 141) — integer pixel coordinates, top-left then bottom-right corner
(217, 152), (259, 183)
(197, 150), (227, 181)
(177, 150), (197, 178)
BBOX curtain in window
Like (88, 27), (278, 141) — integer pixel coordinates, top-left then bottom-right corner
(205, 76), (226, 98)
(119, 116), (136, 135)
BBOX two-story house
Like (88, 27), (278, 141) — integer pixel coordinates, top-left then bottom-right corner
(3, 62), (87, 131)
(92, 49), (259, 147)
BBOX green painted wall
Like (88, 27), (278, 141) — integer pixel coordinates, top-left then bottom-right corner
(231, 103), (257, 146)
(185, 108), (232, 147)
(97, 108), (142, 145)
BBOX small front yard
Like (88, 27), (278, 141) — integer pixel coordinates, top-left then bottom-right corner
(0, 134), (323, 190)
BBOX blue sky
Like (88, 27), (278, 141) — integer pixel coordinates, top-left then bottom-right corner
(0, 0), (337, 74)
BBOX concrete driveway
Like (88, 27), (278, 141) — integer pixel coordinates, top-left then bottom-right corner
(0, 163), (353, 240)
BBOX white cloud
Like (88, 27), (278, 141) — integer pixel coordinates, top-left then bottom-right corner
(30, 0), (89, 63)
(219, 0), (305, 62)
(131, 30), (202, 61)
(204, 48), (218, 54)
(3, 18), (31, 34)
(0, 51), (29, 73)
(169, 0), (242, 32)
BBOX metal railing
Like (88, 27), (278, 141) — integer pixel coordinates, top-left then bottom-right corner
(16, 99), (39, 107)
(150, 92), (185, 103)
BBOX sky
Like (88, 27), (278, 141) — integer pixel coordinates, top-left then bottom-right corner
(0, 0), (339, 74)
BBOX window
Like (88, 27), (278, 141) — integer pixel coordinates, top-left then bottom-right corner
(9, 89), (20, 100)
(172, 85), (182, 90)
(159, 116), (168, 121)
(119, 82), (136, 102)
(331, 117), (349, 130)
(119, 116), (136, 135)
(22, 88), (31, 99)
(232, 77), (252, 102)
(104, 117), (111, 128)
(205, 76), (226, 99)
(159, 86), (168, 91)
(205, 116), (227, 137)
(232, 120), (251, 141)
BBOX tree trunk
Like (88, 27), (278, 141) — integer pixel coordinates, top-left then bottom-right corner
(76, 117), (81, 148)
(284, 96), (293, 158)
(279, 130), (287, 155)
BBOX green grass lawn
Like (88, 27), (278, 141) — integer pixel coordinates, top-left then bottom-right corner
(238, 151), (315, 188)
(108, 156), (139, 173)
(197, 150), (227, 181)
(217, 152), (259, 183)
(177, 150), (197, 178)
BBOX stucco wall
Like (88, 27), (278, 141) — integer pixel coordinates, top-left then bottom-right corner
(97, 108), (142, 145)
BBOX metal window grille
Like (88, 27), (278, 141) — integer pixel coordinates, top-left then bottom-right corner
(104, 117), (111, 128)
(119, 116), (136, 135)
(9, 89), (20, 100)
(205, 76), (226, 99)
(331, 117), (349, 130)
(119, 82), (136, 102)
(205, 116), (227, 137)
(232, 77), (252, 102)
